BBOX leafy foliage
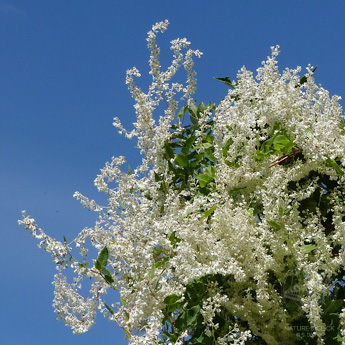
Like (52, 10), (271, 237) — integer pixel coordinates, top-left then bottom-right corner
(162, 101), (217, 197)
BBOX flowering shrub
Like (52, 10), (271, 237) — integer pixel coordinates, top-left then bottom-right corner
(20, 20), (345, 344)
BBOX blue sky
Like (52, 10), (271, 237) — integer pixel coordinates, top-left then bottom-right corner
(2, 1), (345, 344)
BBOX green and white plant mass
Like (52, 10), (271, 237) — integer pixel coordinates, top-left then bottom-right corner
(20, 20), (345, 344)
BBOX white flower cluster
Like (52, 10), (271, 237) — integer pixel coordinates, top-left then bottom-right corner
(20, 21), (345, 344)
(216, 324), (252, 345)
(201, 292), (229, 337)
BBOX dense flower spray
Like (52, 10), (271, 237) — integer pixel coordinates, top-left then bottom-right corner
(20, 20), (345, 344)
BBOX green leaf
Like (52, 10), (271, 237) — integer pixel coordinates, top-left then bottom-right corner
(128, 165), (132, 175)
(155, 256), (170, 269)
(272, 134), (295, 153)
(284, 207), (293, 215)
(144, 192), (152, 200)
(101, 267), (114, 283)
(177, 105), (188, 120)
(198, 142), (213, 149)
(326, 157), (344, 176)
(188, 103), (198, 117)
(214, 76), (236, 89)
(63, 236), (67, 245)
(164, 140), (175, 160)
(205, 134), (214, 144)
(160, 180), (168, 194)
(204, 148), (216, 162)
(196, 174), (212, 188)
(256, 129), (298, 162)
(323, 299), (343, 314)
(197, 102), (206, 115)
(267, 220), (280, 230)
(302, 244), (318, 254)
(207, 101), (216, 113)
(104, 303), (114, 315)
(204, 165), (216, 178)
(154, 172), (161, 182)
(190, 114), (198, 125)
(149, 263), (156, 279)
(175, 153), (189, 168)
(222, 138), (233, 157)
(176, 304), (201, 329)
(124, 310), (130, 322)
(167, 160), (175, 174)
(164, 294), (182, 306)
(124, 328), (132, 339)
(204, 205), (217, 218)
(181, 135), (196, 155)
(96, 247), (109, 269)
(95, 261), (102, 270)
(121, 296), (127, 306)
(195, 332), (214, 345)
(169, 231), (181, 247)
(297, 65), (318, 87)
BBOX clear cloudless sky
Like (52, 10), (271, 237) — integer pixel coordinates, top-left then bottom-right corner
(2, 1), (345, 344)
